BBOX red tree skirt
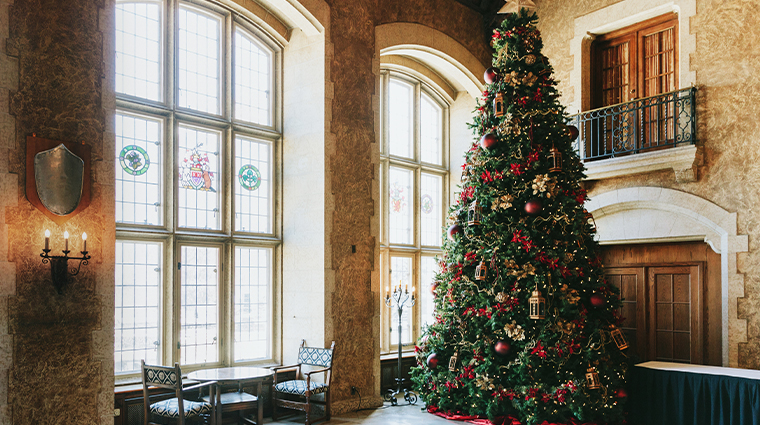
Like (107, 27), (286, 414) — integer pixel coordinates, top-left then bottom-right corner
(426, 405), (598, 425)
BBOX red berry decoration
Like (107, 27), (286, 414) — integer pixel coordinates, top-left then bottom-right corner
(590, 293), (605, 308)
(566, 125), (580, 140)
(484, 67), (499, 84)
(447, 224), (462, 241)
(524, 198), (543, 215)
(480, 133), (498, 150)
(494, 340), (511, 356)
(427, 352), (439, 368)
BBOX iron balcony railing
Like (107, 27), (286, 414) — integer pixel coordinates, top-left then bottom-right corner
(569, 87), (697, 161)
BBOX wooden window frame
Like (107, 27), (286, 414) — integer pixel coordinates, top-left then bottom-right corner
(591, 13), (679, 109)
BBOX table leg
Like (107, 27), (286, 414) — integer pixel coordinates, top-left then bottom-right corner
(257, 380), (263, 425)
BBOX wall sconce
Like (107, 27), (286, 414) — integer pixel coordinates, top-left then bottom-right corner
(41, 230), (91, 294)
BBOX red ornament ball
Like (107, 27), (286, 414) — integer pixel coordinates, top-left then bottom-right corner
(494, 340), (511, 356)
(447, 224), (462, 241)
(427, 352), (439, 368)
(431, 282), (438, 294)
(484, 67), (499, 84)
(480, 133), (498, 150)
(615, 388), (628, 398)
(566, 125), (580, 140)
(590, 293), (605, 308)
(524, 198), (543, 215)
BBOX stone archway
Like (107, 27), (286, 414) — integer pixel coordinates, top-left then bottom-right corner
(586, 187), (748, 367)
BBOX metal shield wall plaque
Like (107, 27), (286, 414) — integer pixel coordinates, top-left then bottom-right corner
(34, 144), (84, 216)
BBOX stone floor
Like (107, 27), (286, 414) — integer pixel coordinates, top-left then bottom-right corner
(263, 402), (451, 425)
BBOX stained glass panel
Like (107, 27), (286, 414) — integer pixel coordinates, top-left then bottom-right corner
(420, 255), (438, 330)
(116, 112), (163, 225)
(234, 136), (271, 233)
(390, 256), (413, 345)
(234, 246), (271, 361)
(389, 166), (413, 245)
(234, 28), (271, 125)
(178, 5), (221, 114)
(180, 245), (219, 365)
(178, 125), (221, 230)
(116, 1), (162, 101)
(115, 240), (162, 374)
(420, 173), (442, 247)
(420, 92), (443, 165)
(389, 79), (413, 159)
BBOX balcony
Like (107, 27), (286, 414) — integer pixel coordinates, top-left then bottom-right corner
(569, 87), (699, 182)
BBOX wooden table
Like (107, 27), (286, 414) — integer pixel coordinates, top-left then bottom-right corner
(188, 366), (274, 425)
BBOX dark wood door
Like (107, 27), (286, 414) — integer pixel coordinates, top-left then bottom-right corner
(648, 266), (702, 363)
(601, 242), (720, 366)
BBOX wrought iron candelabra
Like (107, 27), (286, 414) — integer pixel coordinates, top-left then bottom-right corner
(384, 283), (418, 406)
(41, 230), (91, 294)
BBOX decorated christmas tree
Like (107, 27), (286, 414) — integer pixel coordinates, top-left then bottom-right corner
(410, 4), (629, 425)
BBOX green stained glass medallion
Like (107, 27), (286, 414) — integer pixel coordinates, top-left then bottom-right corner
(119, 145), (151, 176)
(238, 165), (261, 191)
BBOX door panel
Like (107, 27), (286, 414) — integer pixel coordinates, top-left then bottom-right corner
(606, 267), (645, 360)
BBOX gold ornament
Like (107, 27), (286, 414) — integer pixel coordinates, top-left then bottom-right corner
(549, 145), (562, 172)
(449, 352), (458, 372)
(610, 326), (629, 350)
(524, 54), (536, 65)
(475, 259), (487, 281)
(586, 366), (601, 390)
(468, 201), (482, 226)
(529, 284), (546, 320)
(494, 93), (505, 118)
(495, 292), (508, 303)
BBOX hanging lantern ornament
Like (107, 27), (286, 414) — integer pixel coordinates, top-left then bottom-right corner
(529, 283), (546, 320)
(610, 326), (629, 350)
(468, 201), (482, 226)
(549, 144), (562, 173)
(584, 210), (597, 232)
(585, 366), (602, 390)
(475, 258), (487, 281)
(494, 93), (505, 118)
(449, 352), (459, 372)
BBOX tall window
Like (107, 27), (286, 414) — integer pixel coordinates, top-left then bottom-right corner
(114, 0), (279, 376)
(380, 71), (448, 352)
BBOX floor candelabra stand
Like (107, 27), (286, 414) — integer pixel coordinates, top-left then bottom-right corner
(384, 283), (418, 406)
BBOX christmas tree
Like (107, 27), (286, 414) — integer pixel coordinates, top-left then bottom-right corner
(410, 5), (628, 425)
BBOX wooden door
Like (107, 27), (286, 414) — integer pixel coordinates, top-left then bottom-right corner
(606, 267), (645, 360)
(648, 266), (702, 364)
(601, 242), (720, 366)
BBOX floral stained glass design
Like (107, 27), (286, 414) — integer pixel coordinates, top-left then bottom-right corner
(178, 125), (220, 230)
(238, 165), (261, 191)
(421, 194), (433, 214)
(120, 145), (151, 176)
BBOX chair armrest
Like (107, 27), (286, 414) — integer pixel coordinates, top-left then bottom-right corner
(303, 367), (330, 377)
(272, 364), (300, 384)
(272, 363), (300, 372)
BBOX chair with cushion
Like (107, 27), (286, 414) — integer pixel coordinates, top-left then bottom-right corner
(271, 340), (335, 425)
(142, 360), (218, 425)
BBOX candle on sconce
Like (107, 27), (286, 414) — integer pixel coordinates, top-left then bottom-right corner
(44, 229), (50, 251)
(64, 231), (69, 253)
(82, 232), (87, 252)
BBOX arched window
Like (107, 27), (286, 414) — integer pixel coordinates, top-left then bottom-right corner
(380, 70), (448, 352)
(114, 0), (280, 375)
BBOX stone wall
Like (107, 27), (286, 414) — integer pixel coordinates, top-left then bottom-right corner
(535, 0), (760, 368)
(2, 0), (115, 423)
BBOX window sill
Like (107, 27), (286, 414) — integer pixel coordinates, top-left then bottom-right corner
(381, 350), (416, 361)
(583, 145), (699, 183)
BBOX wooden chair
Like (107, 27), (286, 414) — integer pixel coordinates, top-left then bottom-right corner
(141, 360), (219, 425)
(271, 340), (335, 425)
